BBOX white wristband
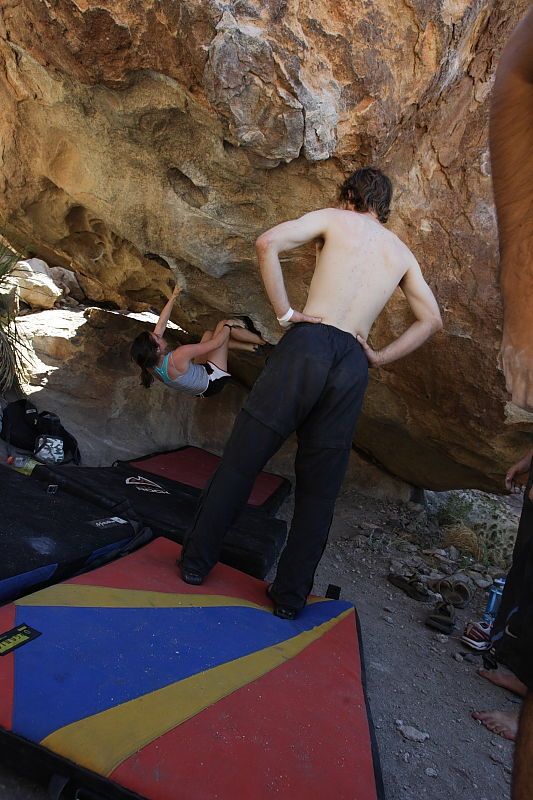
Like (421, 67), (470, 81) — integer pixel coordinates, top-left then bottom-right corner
(277, 307), (294, 327)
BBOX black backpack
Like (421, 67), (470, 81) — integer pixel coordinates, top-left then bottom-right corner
(1, 399), (81, 465)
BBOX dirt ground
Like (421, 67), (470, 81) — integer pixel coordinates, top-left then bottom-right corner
(315, 488), (516, 800)
(0, 485), (518, 800)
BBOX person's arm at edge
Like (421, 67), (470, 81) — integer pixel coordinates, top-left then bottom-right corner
(154, 286), (181, 337)
(255, 210), (329, 324)
(357, 257), (443, 366)
(506, 449), (533, 491)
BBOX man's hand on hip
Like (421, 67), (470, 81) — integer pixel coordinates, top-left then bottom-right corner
(357, 335), (384, 367)
(289, 310), (322, 325)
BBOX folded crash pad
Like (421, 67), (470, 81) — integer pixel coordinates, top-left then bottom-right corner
(31, 463), (287, 580)
(0, 465), (150, 605)
(0, 538), (384, 800)
(114, 445), (291, 515)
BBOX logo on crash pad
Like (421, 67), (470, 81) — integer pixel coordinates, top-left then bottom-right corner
(0, 623), (41, 656)
(89, 516), (130, 529)
(125, 476), (170, 494)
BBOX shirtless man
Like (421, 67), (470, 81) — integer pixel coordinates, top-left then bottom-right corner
(179, 167), (443, 618)
(487, 9), (533, 795)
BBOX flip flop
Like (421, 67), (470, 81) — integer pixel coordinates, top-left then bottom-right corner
(449, 575), (474, 608)
(429, 576), (473, 608)
(425, 601), (455, 634)
(388, 573), (430, 602)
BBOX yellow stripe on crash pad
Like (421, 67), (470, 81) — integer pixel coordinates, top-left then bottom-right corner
(40, 607), (353, 776)
(15, 584), (269, 611)
(15, 584), (325, 611)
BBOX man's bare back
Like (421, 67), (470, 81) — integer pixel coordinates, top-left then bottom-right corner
(303, 209), (413, 338)
(256, 201), (442, 366)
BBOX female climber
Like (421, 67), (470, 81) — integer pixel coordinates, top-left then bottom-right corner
(130, 286), (266, 398)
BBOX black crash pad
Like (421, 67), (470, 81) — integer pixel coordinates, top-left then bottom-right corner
(30, 463), (287, 580)
(0, 465), (150, 605)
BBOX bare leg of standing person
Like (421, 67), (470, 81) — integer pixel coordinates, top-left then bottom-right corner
(513, 693), (533, 799)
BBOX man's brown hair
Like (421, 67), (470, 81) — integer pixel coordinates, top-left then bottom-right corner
(339, 167), (393, 223)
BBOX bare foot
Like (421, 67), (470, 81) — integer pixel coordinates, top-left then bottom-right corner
(478, 667), (528, 697)
(472, 709), (520, 741)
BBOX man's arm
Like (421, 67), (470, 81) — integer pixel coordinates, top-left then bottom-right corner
(506, 450), (533, 491)
(357, 259), (442, 366)
(154, 286), (180, 337)
(255, 210), (332, 324)
(490, 8), (533, 410)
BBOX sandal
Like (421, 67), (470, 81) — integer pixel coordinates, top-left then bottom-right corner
(428, 576), (473, 609)
(449, 574), (474, 608)
(425, 601), (455, 634)
(388, 573), (430, 602)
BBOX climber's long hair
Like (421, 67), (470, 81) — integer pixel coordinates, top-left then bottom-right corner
(130, 331), (159, 388)
(339, 167), (392, 223)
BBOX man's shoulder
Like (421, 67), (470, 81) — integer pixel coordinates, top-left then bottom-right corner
(313, 207), (342, 217)
(385, 227), (416, 260)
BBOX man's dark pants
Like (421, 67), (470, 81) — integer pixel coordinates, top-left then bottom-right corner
(181, 323), (369, 609)
(489, 461), (533, 687)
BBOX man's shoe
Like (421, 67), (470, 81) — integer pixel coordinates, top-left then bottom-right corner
(181, 570), (204, 586)
(461, 619), (492, 651)
(179, 566), (204, 586)
(266, 584), (299, 620)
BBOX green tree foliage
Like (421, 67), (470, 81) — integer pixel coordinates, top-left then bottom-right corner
(0, 242), (27, 394)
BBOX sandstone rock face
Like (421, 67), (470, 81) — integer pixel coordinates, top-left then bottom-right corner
(1, 0), (532, 490)
(16, 307), (410, 502)
(9, 260), (63, 310)
(49, 266), (85, 303)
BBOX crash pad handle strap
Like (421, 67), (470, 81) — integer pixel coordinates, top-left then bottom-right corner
(48, 774), (69, 800)
(48, 775), (109, 800)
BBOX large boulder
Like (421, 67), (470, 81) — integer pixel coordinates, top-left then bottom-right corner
(1, 1), (532, 489)
(8, 259), (62, 310)
(49, 266), (85, 303)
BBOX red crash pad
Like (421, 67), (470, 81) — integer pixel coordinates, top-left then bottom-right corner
(0, 538), (383, 800)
